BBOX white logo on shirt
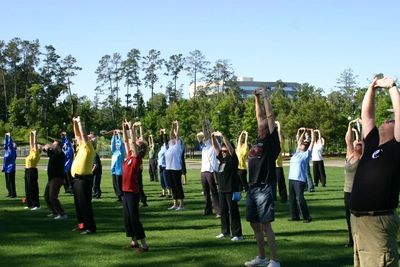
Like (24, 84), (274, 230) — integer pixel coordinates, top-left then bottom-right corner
(372, 149), (382, 159)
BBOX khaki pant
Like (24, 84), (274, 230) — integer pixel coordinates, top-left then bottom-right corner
(351, 213), (399, 267)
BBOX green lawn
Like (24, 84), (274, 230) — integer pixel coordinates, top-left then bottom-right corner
(0, 166), (363, 266)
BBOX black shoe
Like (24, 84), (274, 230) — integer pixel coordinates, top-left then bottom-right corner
(303, 218), (312, 223)
(288, 218), (301, 221)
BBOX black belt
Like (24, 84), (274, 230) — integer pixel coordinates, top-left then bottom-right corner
(350, 209), (394, 217)
(73, 174), (93, 180)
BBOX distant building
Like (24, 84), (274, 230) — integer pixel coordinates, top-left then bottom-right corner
(189, 77), (300, 98)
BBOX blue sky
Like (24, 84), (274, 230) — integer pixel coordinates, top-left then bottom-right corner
(3, 0), (400, 101)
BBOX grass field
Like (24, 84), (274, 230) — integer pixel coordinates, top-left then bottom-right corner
(0, 165), (370, 267)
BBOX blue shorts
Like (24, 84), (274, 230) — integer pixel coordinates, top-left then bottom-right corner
(246, 184), (275, 223)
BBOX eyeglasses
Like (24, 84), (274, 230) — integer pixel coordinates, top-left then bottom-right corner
(385, 119), (395, 124)
(221, 150), (228, 153)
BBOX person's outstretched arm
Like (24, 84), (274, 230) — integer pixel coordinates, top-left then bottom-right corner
(377, 77), (400, 141)
(261, 88), (276, 134)
(345, 121), (355, 158)
(308, 129), (315, 151)
(211, 131), (221, 155)
(361, 78), (378, 139)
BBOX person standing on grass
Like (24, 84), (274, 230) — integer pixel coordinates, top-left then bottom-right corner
(350, 76), (400, 267)
(165, 120), (185, 211)
(121, 121), (149, 253)
(236, 130), (249, 192)
(288, 127), (314, 223)
(111, 129), (125, 202)
(24, 130), (41, 210)
(61, 132), (74, 194)
(274, 121), (287, 203)
(148, 134), (158, 183)
(91, 135), (102, 199)
(312, 129), (327, 187)
(158, 129), (171, 198)
(71, 116), (96, 234)
(3, 132), (17, 198)
(211, 131), (243, 242)
(244, 88), (281, 267)
(343, 118), (363, 248)
(43, 140), (67, 219)
(197, 119), (220, 217)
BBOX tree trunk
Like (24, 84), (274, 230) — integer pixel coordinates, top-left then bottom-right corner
(1, 71), (7, 120)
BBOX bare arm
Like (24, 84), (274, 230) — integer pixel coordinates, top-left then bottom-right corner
(254, 90), (266, 128)
(275, 121), (282, 142)
(122, 122), (130, 158)
(308, 129), (315, 151)
(130, 122), (139, 157)
(211, 132), (221, 155)
(262, 89), (276, 134)
(387, 82), (400, 141)
(345, 121), (354, 158)
(73, 116), (88, 144)
(222, 134), (234, 156)
(361, 78), (378, 139)
(29, 131), (34, 150)
(297, 129), (306, 149)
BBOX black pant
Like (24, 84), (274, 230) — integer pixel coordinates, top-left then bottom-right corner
(166, 169), (184, 200)
(201, 172), (220, 215)
(313, 160), (326, 186)
(276, 167), (288, 202)
(44, 177), (64, 215)
(72, 176), (96, 232)
(122, 192), (146, 240)
(138, 169), (147, 205)
(112, 174), (123, 200)
(219, 192), (242, 237)
(64, 170), (73, 192)
(149, 158), (158, 182)
(344, 192), (353, 244)
(25, 168), (40, 207)
(5, 172), (16, 197)
(289, 180), (311, 220)
(92, 171), (102, 197)
(237, 169), (249, 192)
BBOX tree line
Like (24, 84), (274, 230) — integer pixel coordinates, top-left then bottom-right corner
(0, 38), (394, 154)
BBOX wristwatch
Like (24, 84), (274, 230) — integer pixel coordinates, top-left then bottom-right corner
(392, 82), (397, 87)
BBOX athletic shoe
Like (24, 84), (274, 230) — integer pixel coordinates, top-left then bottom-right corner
(24, 206), (30, 210)
(175, 206), (185, 211)
(303, 218), (312, 223)
(231, 236), (243, 242)
(31, 206), (41, 211)
(168, 206), (177, 210)
(47, 213), (56, 218)
(216, 233), (228, 239)
(80, 229), (95, 235)
(216, 214), (221, 218)
(244, 256), (270, 267)
(54, 214), (68, 220)
(267, 260), (281, 267)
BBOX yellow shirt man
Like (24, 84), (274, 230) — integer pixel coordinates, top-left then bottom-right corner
(25, 149), (40, 168)
(71, 140), (95, 177)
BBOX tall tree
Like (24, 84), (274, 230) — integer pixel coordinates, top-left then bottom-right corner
(185, 50), (209, 97)
(20, 39), (40, 97)
(165, 53), (185, 102)
(336, 68), (359, 116)
(142, 49), (163, 99)
(122, 48), (142, 114)
(5, 38), (22, 98)
(0, 40), (7, 119)
(61, 54), (81, 117)
(206, 59), (235, 96)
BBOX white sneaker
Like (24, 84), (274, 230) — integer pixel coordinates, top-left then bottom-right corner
(231, 236), (243, 242)
(168, 206), (177, 210)
(216, 233), (228, 239)
(54, 214), (68, 220)
(244, 256), (269, 267)
(175, 206), (185, 211)
(24, 206), (30, 210)
(267, 260), (281, 267)
(31, 206), (41, 211)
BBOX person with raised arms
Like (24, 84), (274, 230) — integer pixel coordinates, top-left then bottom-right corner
(71, 116), (96, 234)
(24, 130), (41, 210)
(350, 76), (400, 267)
(121, 121), (149, 253)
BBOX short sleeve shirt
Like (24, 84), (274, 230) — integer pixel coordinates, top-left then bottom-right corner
(200, 140), (218, 172)
(236, 145), (249, 170)
(288, 149), (312, 182)
(71, 141), (95, 177)
(25, 148), (40, 168)
(248, 128), (280, 185)
(165, 139), (184, 171)
(122, 152), (142, 193)
(350, 127), (400, 211)
(216, 152), (240, 193)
